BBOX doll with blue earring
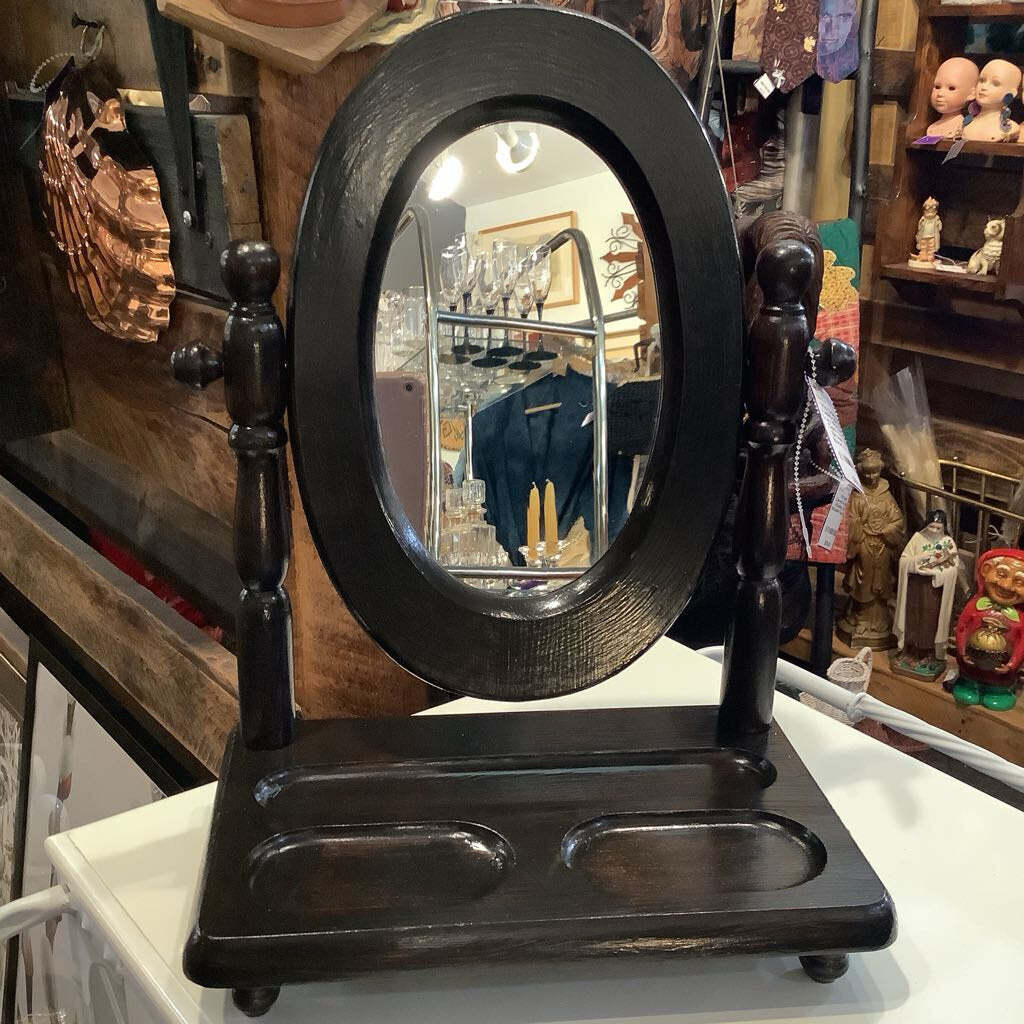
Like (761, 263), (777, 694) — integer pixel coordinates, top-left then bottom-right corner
(961, 59), (1021, 142)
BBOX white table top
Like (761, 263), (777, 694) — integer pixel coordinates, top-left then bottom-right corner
(46, 639), (1024, 1024)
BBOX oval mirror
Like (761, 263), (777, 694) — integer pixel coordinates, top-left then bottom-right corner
(289, 7), (743, 700)
(374, 123), (659, 591)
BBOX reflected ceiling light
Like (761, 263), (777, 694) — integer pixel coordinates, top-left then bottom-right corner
(495, 124), (540, 174)
(428, 152), (463, 200)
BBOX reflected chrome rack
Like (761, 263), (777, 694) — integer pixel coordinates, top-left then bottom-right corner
(395, 207), (617, 580)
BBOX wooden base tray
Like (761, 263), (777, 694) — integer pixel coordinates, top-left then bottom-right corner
(184, 706), (896, 1010)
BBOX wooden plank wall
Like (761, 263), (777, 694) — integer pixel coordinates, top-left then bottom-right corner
(1, 4), (427, 735)
(256, 54), (429, 718)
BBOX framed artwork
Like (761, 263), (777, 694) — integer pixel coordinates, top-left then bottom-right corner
(479, 210), (580, 310)
(0, 641), (28, 1013)
(4, 640), (192, 1024)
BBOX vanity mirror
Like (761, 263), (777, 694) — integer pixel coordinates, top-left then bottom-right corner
(182, 7), (894, 1016)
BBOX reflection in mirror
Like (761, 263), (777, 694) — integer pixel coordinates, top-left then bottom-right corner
(375, 123), (661, 591)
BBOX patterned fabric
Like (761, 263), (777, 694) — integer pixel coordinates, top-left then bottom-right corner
(732, 0), (769, 61)
(760, 0), (821, 93)
(786, 218), (860, 564)
(816, 0), (859, 82)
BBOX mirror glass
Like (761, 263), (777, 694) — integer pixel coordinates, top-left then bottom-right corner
(375, 123), (662, 592)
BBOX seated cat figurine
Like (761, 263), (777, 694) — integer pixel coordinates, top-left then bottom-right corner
(967, 218), (1004, 276)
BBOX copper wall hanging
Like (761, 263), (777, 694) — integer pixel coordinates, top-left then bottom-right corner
(40, 62), (175, 343)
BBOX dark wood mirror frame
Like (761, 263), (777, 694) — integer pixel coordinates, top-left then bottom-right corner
(181, 11), (895, 1016)
(288, 6), (744, 702)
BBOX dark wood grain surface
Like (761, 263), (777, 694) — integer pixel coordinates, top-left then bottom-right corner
(185, 705), (895, 987)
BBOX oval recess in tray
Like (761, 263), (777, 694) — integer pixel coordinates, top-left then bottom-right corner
(246, 823), (513, 914)
(562, 811), (826, 900)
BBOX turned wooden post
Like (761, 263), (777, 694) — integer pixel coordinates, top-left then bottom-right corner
(720, 240), (814, 735)
(222, 241), (295, 750)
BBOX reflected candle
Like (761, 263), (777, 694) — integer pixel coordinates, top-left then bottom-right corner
(526, 483), (541, 553)
(544, 480), (558, 555)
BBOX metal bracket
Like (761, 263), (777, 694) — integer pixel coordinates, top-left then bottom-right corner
(143, 0), (204, 232)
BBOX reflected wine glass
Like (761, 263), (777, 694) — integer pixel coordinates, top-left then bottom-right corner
(508, 267), (540, 372)
(472, 252), (506, 368)
(490, 240), (523, 357)
(438, 245), (468, 365)
(526, 245), (556, 362)
(451, 233), (483, 355)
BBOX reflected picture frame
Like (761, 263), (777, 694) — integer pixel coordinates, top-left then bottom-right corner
(479, 210), (580, 309)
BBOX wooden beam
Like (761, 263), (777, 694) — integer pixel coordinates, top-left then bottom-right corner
(0, 475), (237, 774)
(255, 51), (429, 719)
(45, 261), (236, 527)
(871, 48), (915, 99)
(1, 430), (236, 633)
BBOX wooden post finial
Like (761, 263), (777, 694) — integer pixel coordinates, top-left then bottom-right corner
(223, 239), (294, 750)
(720, 238), (815, 737)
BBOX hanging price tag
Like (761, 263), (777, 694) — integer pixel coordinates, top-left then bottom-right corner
(806, 377), (862, 492)
(817, 479), (853, 552)
(942, 138), (967, 163)
(753, 73), (776, 99)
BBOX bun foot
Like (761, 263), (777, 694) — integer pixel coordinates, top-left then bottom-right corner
(800, 954), (849, 983)
(232, 987), (280, 1016)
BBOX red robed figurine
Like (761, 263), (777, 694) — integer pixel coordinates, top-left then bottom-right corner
(953, 547), (1024, 711)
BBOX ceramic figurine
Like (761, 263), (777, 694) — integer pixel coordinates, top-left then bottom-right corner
(837, 449), (906, 651)
(961, 60), (1022, 142)
(927, 57), (980, 137)
(909, 198), (941, 264)
(953, 548), (1024, 711)
(967, 218), (1004, 275)
(892, 511), (958, 682)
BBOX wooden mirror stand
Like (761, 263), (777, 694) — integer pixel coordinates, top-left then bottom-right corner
(181, 232), (895, 1017)
(179, 11), (893, 1015)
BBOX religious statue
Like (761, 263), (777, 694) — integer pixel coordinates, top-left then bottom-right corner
(909, 198), (941, 265)
(836, 449), (905, 650)
(960, 59), (1022, 143)
(927, 57), (980, 137)
(892, 510), (959, 682)
(953, 548), (1024, 711)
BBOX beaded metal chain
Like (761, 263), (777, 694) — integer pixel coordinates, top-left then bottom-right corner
(29, 22), (105, 93)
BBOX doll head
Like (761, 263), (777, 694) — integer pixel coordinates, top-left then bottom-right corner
(923, 196), (939, 217)
(930, 57), (979, 115)
(975, 59), (1022, 113)
(977, 549), (1024, 607)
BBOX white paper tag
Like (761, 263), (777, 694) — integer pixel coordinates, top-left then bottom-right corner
(754, 73), (776, 98)
(806, 377), (862, 492)
(817, 479), (853, 552)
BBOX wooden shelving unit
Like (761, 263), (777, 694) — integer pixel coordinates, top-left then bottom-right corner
(928, 2), (1024, 19)
(907, 138), (1024, 158)
(875, 2), (1024, 308)
(880, 262), (1000, 292)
